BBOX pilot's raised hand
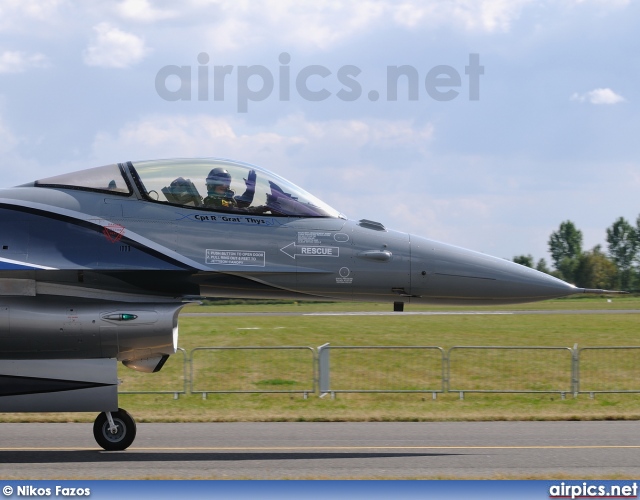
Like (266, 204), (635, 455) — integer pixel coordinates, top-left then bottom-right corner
(235, 169), (257, 208)
(244, 169), (257, 190)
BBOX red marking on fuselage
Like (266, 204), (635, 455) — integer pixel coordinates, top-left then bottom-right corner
(103, 224), (125, 243)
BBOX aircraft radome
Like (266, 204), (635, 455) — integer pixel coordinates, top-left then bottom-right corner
(0, 158), (618, 450)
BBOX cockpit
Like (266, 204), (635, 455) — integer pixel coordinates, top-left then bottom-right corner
(34, 158), (342, 218)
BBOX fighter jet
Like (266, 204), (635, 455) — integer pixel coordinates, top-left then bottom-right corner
(0, 158), (614, 450)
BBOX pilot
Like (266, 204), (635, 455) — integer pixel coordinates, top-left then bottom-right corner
(203, 167), (256, 209)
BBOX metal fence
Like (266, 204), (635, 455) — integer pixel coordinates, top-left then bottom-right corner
(190, 346), (316, 398)
(318, 344), (445, 396)
(447, 346), (575, 398)
(116, 344), (640, 397)
(577, 347), (640, 394)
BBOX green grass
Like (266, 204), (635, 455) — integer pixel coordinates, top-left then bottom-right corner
(184, 295), (640, 313)
(3, 297), (640, 423)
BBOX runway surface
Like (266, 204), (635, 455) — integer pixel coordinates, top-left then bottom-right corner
(1, 421), (640, 479)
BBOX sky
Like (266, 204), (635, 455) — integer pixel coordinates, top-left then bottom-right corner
(1, 0), (639, 265)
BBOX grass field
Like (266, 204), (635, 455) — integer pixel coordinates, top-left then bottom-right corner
(186, 294), (640, 312)
(2, 296), (640, 423)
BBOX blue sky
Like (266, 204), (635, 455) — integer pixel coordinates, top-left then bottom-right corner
(1, 0), (638, 265)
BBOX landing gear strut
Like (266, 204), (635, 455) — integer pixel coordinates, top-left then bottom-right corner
(93, 408), (137, 451)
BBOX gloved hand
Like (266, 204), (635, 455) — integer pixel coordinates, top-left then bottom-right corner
(244, 169), (257, 190)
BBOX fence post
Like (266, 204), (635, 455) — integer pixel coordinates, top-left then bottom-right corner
(572, 343), (579, 397)
(444, 348), (450, 393)
(318, 343), (330, 397)
(189, 347), (196, 395)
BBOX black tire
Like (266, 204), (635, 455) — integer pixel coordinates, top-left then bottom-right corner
(93, 408), (137, 451)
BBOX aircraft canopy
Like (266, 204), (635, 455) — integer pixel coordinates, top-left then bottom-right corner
(34, 158), (342, 218)
(130, 158), (342, 218)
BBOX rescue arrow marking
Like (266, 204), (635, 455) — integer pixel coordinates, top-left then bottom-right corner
(280, 242), (339, 259)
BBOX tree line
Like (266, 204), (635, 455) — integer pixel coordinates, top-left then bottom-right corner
(512, 217), (640, 291)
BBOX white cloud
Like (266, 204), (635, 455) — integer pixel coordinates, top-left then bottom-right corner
(287, 115), (433, 149)
(571, 88), (626, 105)
(83, 22), (148, 68)
(0, 0), (66, 32)
(90, 114), (303, 163)
(115, 0), (178, 22)
(568, 0), (630, 7)
(91, 113), (433, 161)
(198, 1), (385, 51)
(0, 0), (65, 19)
(185, 0), (636, 53)
(0, 50), (48, 73)
(195, 0), (538, 51)
(391, 0), (522, 32)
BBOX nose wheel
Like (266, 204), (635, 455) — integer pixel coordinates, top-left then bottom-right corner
(93, 408), (137, 451)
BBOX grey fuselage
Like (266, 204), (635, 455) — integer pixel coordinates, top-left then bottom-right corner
(0, 158), (581, 308)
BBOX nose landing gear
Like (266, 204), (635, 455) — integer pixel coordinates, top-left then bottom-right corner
(93, 408), (137, 451)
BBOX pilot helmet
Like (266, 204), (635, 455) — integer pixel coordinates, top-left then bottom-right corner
(206, 167), (231, 194)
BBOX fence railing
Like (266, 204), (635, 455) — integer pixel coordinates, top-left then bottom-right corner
(115, 345), (640, 397)
(189, 346), (316, 398)
(447, 346), (575, 398)
(318, 344), (445, 396)
(576, 347), (640, 395)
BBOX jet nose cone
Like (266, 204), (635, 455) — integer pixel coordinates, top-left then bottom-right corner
(411, 237), (578, 305)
